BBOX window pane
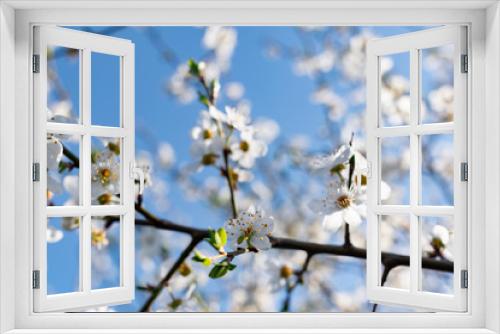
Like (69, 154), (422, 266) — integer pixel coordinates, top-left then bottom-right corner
(379, 215), (410, 290)
(47, 216), (80, 294)
(91, 216), (121, 290)
(379, 52), (410, 127)
(420, 44), (454, 124)
(91, 137), (122, 205)
(420, 216), (454, 294)
(91, 52), (121, 127)
(421, 134), (454, 206)
(47, 133), (81, 206)
(380, 136), (410, 205)
(47, 46), (80, 124)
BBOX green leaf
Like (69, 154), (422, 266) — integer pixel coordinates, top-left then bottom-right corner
(169, 299), (183, 310)
(202, 258), (212, 266)
(217, 228), (227, 247)
(208, 260), (236, 279)
(237, 234), (245, 245)
(208, 264), (229, 279)
(198, 92), (210, 107)
(192, 250), (206, 263)
(188, 59), (200, 77)
(213, 230), (222, 248)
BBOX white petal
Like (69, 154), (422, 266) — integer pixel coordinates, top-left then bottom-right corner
(432, 225), (450, 245)
(380, 181), (392, 201)
(63, 175), (79, 199)
(47, 225), (63, 243)
(342, 207), (362, 227)
(191, 127), (202, 140)
(322, 211), (343, 232)
(250, 235), (271, 250)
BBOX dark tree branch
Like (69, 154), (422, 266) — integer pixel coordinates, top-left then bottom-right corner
(139, 236), (203, 312)
(281, 253), (313, 312)
(133, 204), (453, 311)
(371, 264), (396, 312)
(62, 144), (80, 167)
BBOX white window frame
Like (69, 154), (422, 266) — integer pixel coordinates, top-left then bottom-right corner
(32, 26), (136, 312)
(0, 1), (499, 333)
(365, 26), (468, 312)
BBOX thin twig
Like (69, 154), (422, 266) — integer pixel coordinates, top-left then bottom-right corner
(281, 253), (313, 312)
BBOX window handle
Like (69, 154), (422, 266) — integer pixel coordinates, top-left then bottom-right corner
(130, 162), (145, 195)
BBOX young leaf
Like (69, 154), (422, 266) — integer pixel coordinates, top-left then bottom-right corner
(208, 264), (229, 279)
(198, 92), (210, 107)
(192, 250), (206, 263)
(188, 59), (200, 77)
(217, 228), (227, 247)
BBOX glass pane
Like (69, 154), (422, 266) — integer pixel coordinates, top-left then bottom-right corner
(47, 133), (80, 206)
(420, 216), (454, 294)
(47, 216), (80, 294)
(379, 215), (410, 289)
(379, 52), (410, 127)
(420, 44), (454, 124)
(91, 137), (121, 205)
(91, 52), (121, 127)
(380, 136), (410, 205)
(91, 216), (121, 290)
(421, 134), (454, 206)
(47, 46), (80, 124)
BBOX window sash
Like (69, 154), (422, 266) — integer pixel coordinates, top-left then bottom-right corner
(366, 25), (468, 312)
(32, 26), (135, 312)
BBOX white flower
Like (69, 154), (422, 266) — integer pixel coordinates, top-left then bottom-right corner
(341, 30), (376, 81)
(47, 172), (63, 197)
(62, 217), (80, 230)
(167, 63), (196, 104)
(209, 106), (250, 131)
(190, 136), (224, 169)
(91, 151), (120, 204)
(47, 135), (63, 171)
(309, 144), (353, 172)
(224, 206), (274, 251)
(334, 288), (366, 312)
(294, 48), (336, 77)
(191, 111), (219, 144)
(157, 142), (176, 169)
(230, 128), (268, 168)
(203, 26), (237, 64)
(91, 218), (110, 250)
(47, 225), (63, 243)
(310, 86), (347, 121)
(62, 175), (79, 205)
(425, 224), (452, 260)
(47, 100), (76, 123)
(253, 118), (280, 144)
(309, 182), (366, 232)
(432, 225), (450, 246)
(225, 81), (245, 100)
(428, 85), (453, 121)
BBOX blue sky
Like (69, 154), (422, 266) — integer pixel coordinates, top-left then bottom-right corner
(48, 25), (449, 312)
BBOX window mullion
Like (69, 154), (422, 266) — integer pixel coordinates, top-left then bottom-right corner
(409, 48), (421, 293)
(81, 48), (92, 293)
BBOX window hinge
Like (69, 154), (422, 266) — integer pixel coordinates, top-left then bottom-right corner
(32, 270), (40, 289)
(461, 269), (468, 289)
(461, 54), (468, 73)
(32, 54), (40, 73)
(460, 162), (468, 182)
(32, 163), (40, 182)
